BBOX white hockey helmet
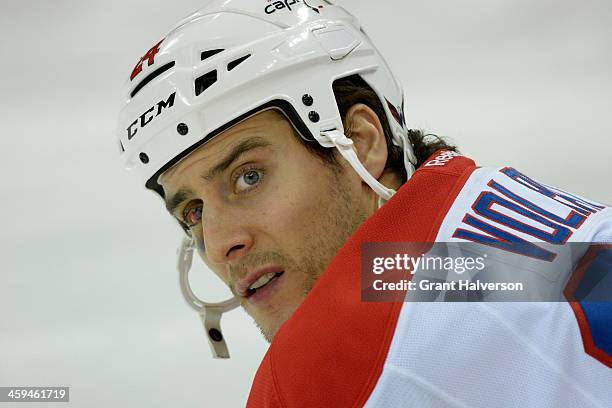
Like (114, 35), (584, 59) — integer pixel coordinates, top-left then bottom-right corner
(117, 0), (416, 358)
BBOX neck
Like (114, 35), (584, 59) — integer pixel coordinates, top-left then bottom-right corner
(367, 169), (404, 213)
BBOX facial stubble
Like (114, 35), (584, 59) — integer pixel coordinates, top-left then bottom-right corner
(248, 168), (370, 342)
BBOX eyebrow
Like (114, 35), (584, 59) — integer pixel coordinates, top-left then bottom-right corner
(165, 187), (195, 216)
(164, 136), (271, 216)
(202, 136), (271, 181)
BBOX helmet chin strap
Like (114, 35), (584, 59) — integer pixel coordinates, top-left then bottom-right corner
(177, 237), (240, 358)
(320, 129), (415, 203)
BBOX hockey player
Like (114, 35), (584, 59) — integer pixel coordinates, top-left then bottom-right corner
(117, 1), (611, 406)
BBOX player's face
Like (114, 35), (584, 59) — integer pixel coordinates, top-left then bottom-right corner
(159, 110), (371, 341)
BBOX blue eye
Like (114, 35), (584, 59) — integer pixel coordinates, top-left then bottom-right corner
(235, 169), (263, 192)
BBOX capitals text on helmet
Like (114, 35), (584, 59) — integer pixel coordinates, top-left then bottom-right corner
(265, 0), (302, 15)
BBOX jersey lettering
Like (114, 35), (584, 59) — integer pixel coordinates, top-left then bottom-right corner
(500, 167), (605, 216)
(452, 168), (605, 260)
(565, 245), (612, 368)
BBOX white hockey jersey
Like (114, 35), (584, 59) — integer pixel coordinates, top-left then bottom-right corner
(248, 152), (611, 408)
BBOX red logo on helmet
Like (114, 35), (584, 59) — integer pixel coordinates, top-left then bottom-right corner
(130, 39), (164, 81)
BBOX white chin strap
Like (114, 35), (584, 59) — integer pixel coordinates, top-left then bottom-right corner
(177, 237), (240, 359)
(320, 129), (397, 201)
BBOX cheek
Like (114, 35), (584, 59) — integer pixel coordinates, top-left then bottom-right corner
(199, 245), (231, 284)
(195, 235), (206, 253)
(259, 172), (330, 240)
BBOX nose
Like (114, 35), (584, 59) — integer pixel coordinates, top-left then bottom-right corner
(201, 203), (254, 264)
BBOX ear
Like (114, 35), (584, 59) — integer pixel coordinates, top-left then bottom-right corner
(344, 103), (388, 180)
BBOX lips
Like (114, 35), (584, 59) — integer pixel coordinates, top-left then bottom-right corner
(236, 266), (285, 298)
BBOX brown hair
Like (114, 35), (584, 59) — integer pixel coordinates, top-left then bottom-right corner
(297, 75), (458, 183)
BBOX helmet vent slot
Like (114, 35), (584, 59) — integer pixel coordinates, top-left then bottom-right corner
(227, 54), (251, 71)
(130, 61), (175, 98)
(201, 49), (224, 61)
(195, 70), (218, 96)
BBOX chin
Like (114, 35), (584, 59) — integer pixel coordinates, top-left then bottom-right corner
(251, 304), (300, 344)
(252, 317), (279, 344)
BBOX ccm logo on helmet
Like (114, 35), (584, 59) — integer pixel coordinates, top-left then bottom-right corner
(127, 92), (176, 140)
(130, 39), (164, 81)
(265, 0), (301, 15)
